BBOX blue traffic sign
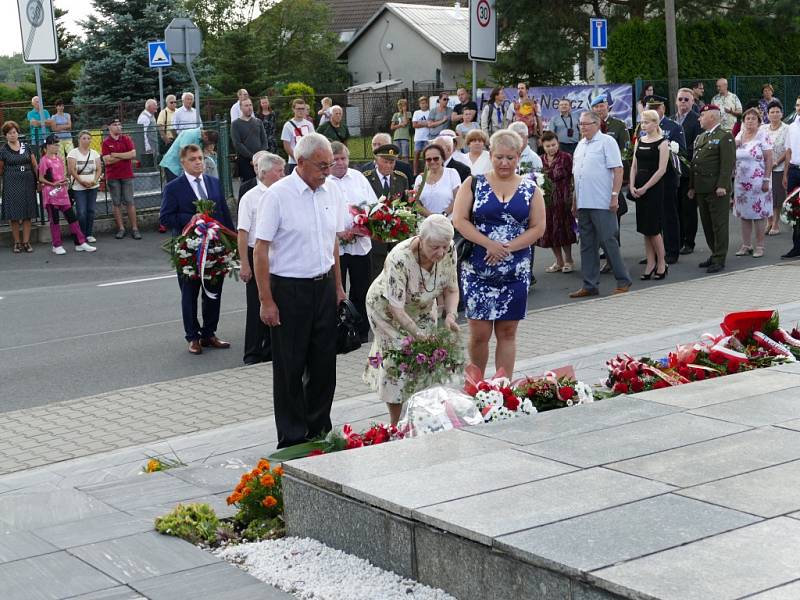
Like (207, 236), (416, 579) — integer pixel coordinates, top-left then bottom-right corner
(590, 18), (608, 50)
(148, 41), (172, 68)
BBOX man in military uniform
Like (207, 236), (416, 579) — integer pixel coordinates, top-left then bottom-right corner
(688, 104), (735, 273)
(362, 143), (409, 280)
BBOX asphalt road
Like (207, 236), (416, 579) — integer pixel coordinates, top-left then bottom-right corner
(0, 209), (794, 412)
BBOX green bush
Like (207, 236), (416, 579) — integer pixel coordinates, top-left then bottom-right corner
(154, 503), (220, 545)
(280, 82), (316, 117)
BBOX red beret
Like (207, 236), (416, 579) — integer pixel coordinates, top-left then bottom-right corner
(700, 104), (720, 113)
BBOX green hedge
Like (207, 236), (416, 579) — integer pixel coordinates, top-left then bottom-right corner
(606, 18), (800, 83)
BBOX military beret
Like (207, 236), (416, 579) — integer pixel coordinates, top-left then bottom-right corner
(589, 95), (608, 107)
(699, 104), (721, 113)
(374, 143), (400, 159)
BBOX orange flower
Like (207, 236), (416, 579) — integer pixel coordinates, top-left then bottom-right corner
(250, 468), (260, 477)
(227, 491), (242, 505)
(241, 473), (252, 483)
(272, 466), (284, 477)
(260, 474), (275, 487)
(242, 487), (252, 496)
(257, 459), (271, 471)
(262, 495), (278, 508)
(235, 482), (245, 494)
(145, 459), (161, 473)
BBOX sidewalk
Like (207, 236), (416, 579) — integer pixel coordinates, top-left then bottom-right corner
(2, 264), (800, 599)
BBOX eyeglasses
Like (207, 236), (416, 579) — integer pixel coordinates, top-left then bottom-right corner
(169, 101), (176, 104)
(425, 156), (442, 163)
(678, 97), (692, 102)
(314, 162), (335, 170)
(440, 97), (449, 102)
(578, 121), (596, 126)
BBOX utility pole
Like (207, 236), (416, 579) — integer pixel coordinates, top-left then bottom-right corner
(665, 0), (679, 108)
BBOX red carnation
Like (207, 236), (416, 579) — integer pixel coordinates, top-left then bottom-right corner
(612, 382), (629, 394)
(678, 366), (691, 378)
(694, 369), (706, 381)
(503, 394), (520, 411)
(558, 386), (576, 401)
(308, 449), (325, 457)
(653, 380), (670, 389)
(630, 377), (645, 393)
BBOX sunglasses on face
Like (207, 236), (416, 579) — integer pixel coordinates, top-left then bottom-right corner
(425, 156), (442, 163)
(440, 98), (449, 102)
(678, 97), (692, 102)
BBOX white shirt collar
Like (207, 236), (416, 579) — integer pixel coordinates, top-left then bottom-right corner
(707, 124), (720, 134)
(288, 168), (330, 194)
(256, 180), (269, 192)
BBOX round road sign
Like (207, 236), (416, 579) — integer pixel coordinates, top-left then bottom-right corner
(476, 0), (491, 27)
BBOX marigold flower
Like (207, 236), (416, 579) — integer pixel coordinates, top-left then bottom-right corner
(227, 491), (242, 505)
(260, 474), (275, 487)
(145, 459), (161, 473)
(250, 468), (261, 477)
(262, 495), (278, 508)
(272, 466), (285, 477)
(242, 487), (252, 496)
(257, 459), (271, 471)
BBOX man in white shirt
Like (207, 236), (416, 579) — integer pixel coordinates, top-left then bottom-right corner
(329, 141), (377, 342)
(172, 92), (203, 131)
(253, 133), (346, 448)
(569, 111), (632, 298)
(137, 99), (158, 166)
(230, 88), (249, 123)
(412, 96), (431, 176)
(238, 152), (285, 365)
(711, 78), (742, 131)
(280, 98), (315, 173)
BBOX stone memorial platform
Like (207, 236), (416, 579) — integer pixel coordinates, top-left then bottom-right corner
(283, 363), (800, 600)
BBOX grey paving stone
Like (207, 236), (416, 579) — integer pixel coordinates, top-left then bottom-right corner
(609, 427), (800, 488)
(283, 428), (510, 492)
(0, 531), (57, 563)
(689, 387), (800, 426)
(167, 460), (251, 494)
(0, 551), (117, 600)
(523, 412), (749, 468)
(343, 448), (576, 517)
(33, 512), (153, 549)
(595, 517), (800, 600)
(415, 468), (672, 545)
(130, 562), (294, 599)
(0, 468), (64, 492)
(125, 493), (236, 521)
(69, 531), (219, 584)
(68, 587), (146, 600)
(79, 471), (213, 510)
(747, 581), (800, 599)
(777, 418), (800, 433)
(632, 369), (800, 409)
(496, 494), (759, 572)
(678, 459), (800, 517)
(0, 489), (116, 530)
(467, 395), (678, 446)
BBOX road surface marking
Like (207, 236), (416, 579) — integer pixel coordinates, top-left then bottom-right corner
(97, 274), (175, 287)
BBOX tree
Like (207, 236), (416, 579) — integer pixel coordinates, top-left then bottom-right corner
(72, 0), (194, 107)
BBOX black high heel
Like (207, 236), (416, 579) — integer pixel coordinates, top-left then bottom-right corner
(640, 268), (655, 280)
(654, 265), (668, 280)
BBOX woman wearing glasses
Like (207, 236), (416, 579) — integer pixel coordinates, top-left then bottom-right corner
(427, 93), (452, 139)
(415, 144), (461, 217)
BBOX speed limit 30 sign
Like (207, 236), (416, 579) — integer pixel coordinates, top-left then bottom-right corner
(469, 0), (496, 62)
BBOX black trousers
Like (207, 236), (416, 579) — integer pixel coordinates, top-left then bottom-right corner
(270, 272), (337, 448)
(237, 155), (256, 182)
(661, 175), (681, 258)
(244, 247), (271, 364)
(178, 273), (223, 341)
(340, 253), (371, 336)
(788, 167), (800, 252)
(678, 176), (697, 249)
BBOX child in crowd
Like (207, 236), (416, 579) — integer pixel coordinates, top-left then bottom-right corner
(318, 97), (332, 126)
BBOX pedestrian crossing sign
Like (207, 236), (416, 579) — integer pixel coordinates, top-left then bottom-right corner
(148, 41), (172, 68)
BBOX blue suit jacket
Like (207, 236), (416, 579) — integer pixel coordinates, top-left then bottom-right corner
(160, 173), (234, 236)
(660, 116), (687, 186)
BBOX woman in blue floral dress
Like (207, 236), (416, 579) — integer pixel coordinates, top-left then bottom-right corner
(453, 130), (546, 378)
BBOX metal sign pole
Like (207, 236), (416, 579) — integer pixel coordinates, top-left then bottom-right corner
(158, 67), (164, 112)
(182, 26), (200, 122)
(472, 61), (477, 106)
(593, 49), (600, 94)
(34, 63), (46, 144)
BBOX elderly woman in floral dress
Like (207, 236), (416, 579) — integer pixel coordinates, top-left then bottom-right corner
(364, 215), (460, 425)
(734, 107), (773, 258)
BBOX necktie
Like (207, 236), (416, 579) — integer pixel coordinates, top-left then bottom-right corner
(600, 120), (608, 134)
(195, 177), (208, 199)
(382, 176), (390, 196)
(496, 106), (502, 125)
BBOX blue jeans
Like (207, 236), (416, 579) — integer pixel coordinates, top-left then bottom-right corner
(73, 188), (97, 237)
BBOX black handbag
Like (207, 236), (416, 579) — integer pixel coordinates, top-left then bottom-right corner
(454, 176), (479, 262)
(337, 299), (362, 355)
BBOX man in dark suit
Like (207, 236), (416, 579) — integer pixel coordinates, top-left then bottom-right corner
(647, 96), (686, 263)
(359, 133), (413, 188)
(363, 143), (409, 280)
(674, 88), (703, 254)
(433, 133), (471, 182)
(160, 144), (235, 354)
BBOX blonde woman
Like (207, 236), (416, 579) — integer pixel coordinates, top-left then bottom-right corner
(464, 129), (491, 175)
(629, 109), (669, 279)
(390, 99), (412, 161)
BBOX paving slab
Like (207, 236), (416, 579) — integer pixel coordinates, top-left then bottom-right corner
(125, 492), (237, 521)
(343, 448), (576, 517)
(495, 494), (759, 572)
(0, 489), (117, 530)
(631, 369), (800, 410)
(0, 530), (57, 563)
(609, 426), (800, 488)
(68, 588), (146, 600)
(166, 459), (252, 494)
(0, 551), (118, 600)
(595, 517), (800, 600)
(33, 512), (153, 549)
(747, 581), (800, 599)
(68, 531), (219, 584)
(522, 412), (749, 468)
(79, 471), (213, 511)
(283, 428), (510, 492)
(678, 459), (800, 517)
(130, 561), (295, 600)
(467, 395), (678, 446)
(415, 467), (673, 545)
(689, 387), (800, 426)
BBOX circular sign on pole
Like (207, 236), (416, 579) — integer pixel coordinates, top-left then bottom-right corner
(476, 0), (491, 27)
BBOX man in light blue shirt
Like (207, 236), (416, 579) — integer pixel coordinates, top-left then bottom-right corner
(569, 111), (631, 298)
(546, 98), (580, 154)
(159, 127), (205, 181)
(26, 96), (52, 146)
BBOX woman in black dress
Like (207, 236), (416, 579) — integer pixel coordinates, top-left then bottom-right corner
(256, 96), (278, 153)
(0, 121), (39, 253)
(629, 109), (669, 279)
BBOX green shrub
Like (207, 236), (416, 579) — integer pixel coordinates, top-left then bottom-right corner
(154, 503), (220, 545)
(281, 81), (316, 117)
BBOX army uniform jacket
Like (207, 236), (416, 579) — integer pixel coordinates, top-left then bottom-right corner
(363, 168), (409, 200)
(689, 125), (735, 194)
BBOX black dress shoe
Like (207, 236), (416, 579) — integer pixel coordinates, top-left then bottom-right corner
(679, 245), (694, 255)
(781, 249), (800, 259)
(665, 255), (678, 265)
(698, 258), (713, 268)
(706, 263), (724, 273)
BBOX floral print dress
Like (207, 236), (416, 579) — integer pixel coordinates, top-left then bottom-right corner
(734, 130), (773, 220)
(363, 237), (458, 404)
(461, 175), (535, 321)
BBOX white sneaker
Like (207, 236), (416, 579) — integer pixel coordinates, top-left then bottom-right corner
(86, 236), (96, 243)
(51, 245), (67, 255)
(75, 242), (97, 253)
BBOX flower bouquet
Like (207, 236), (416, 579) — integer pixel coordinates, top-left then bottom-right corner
(514, 367), (594, 412)
(397, 385), (484, 437)
(781, 187), (800, 227)
(366, 193), (418, 242)
(473, 375), (536, 422)
(369, 327), (464, 402)
(170, 199), (239, 297)
(267, 423), (403, 461)
(533, 171), (555, 206)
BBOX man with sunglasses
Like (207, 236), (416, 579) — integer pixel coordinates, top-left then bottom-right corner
(674, 88), (703, 254)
